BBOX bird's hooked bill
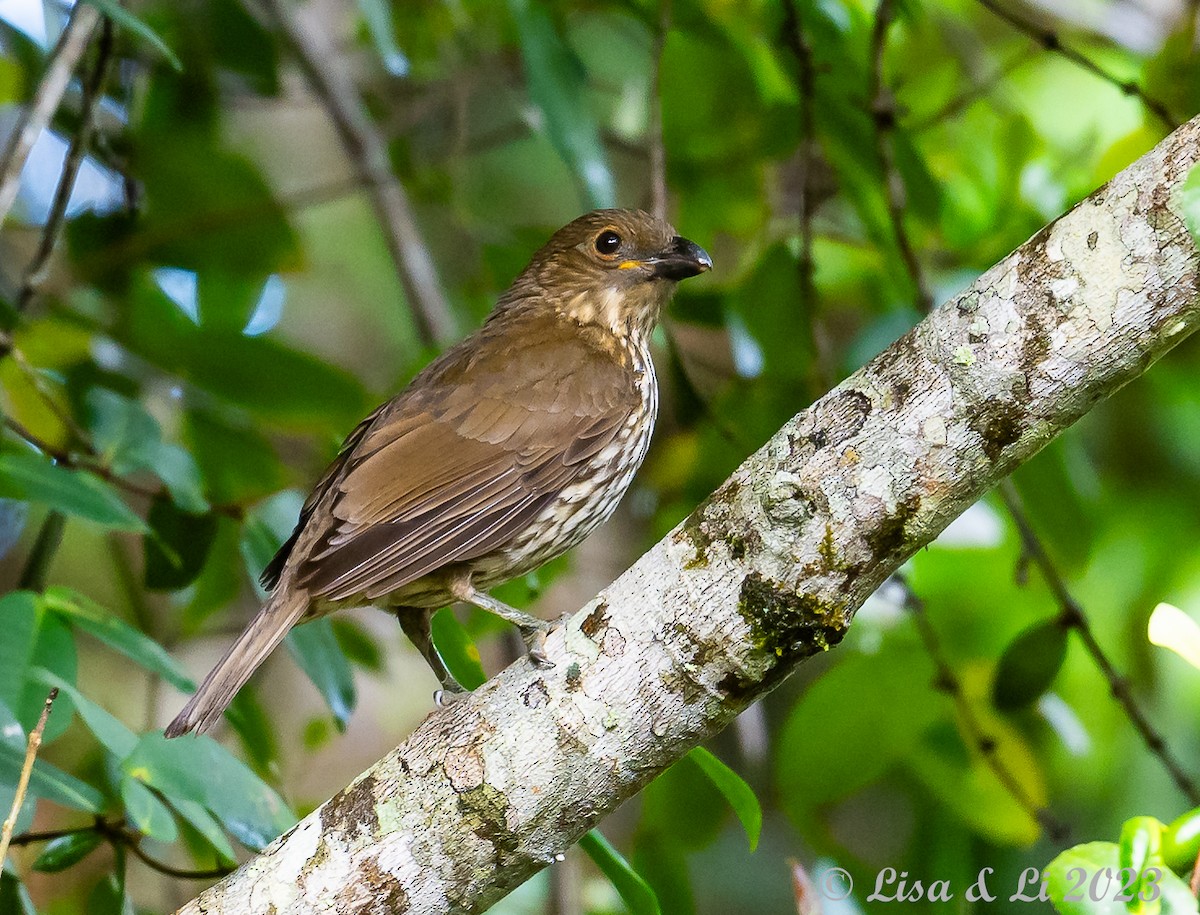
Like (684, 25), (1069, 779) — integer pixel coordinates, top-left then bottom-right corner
(643, 236), (713, 281)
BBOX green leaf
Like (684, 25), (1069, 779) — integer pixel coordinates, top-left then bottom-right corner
(144, 497), (218, 591)
(431, 608), (487, 690)
(0, 452), (147, 532)
(356, 0), (408, 76)
(991, 618), (1070, 710)
(0, 593), (77, 742)
(124, 732), (294, 851)
(1121, 817), (1166, 914)
(86, 388), (208, 513)
(41, 587), (195, 693)
(285, 620), (357, 730)
(0, 871), (37, 915)
(1179, 163), (1200, 248)
(121, 775), (179, 843)
(31, 830), (103, 872)
(223, 686), (278, 778)
(684, 747), (762, 851)
(83, 0), (184, 71)
(32, 669), (137, 759)
(579, 829), (662, 915)
(1045, 842), (1196, 915)
(1163, 807), (1200, 872)
(0, 702), (104, 813)
(507, 0), (614, 208)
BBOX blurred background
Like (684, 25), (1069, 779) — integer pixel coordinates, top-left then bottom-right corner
(1, 0), (1199, 912)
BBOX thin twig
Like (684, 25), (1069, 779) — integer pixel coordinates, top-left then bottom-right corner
(0, 3), (101, 227)
(909, 46), (1035, 132)
(0, 688), (59, 865)
(901, 580), (1069, 841)
(127, 839), (233, 880)
(783, 0), (835, 394)
(869, 0), (933, 313)
(998, 480), (1200, 804)
(647, 0), (671, 223)
(17, 18), (116, 314)
(258, 0), (457, 347)
(973, 0), (1178, 130)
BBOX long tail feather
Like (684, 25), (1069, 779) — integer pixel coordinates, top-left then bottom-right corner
(165, 589), (309, 738)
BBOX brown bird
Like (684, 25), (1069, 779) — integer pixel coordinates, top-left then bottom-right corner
(165, 209), (711, 737)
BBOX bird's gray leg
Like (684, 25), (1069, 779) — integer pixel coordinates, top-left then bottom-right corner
(447, 578), (554, 669)
(395, 608), (466, 706)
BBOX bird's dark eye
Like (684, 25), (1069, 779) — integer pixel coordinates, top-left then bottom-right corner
(595, 230), (622, 256)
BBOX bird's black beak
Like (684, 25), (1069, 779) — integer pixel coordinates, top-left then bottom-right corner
(647, 236), (713, 281)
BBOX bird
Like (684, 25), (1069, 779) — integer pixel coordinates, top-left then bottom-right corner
(165, 208), (711, 738)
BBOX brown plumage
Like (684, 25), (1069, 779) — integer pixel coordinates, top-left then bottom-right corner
(165, 209), (711, 738)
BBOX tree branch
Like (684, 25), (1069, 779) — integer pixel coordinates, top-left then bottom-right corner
(178, 116), (1200, 914)
(0, 3), (101, 228)
(258, 0), (458, 348)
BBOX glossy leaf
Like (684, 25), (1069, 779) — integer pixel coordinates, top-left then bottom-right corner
(684, 747), (762, 851)
(992, 618), (1070, 710)
(0, 453), (147, 532)
(1045, 842), (1196, 915)
(579, 829), (662, 915)
(507, 0), (614, 208)
(123, 731), (295, 851)
(31, 830), (104, 872)
(356, 0), (408, 75)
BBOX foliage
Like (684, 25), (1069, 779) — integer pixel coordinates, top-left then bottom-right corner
(1, 0), (1199, 912)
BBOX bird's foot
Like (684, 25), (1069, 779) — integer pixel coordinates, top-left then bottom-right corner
(521, 621), (554, 669)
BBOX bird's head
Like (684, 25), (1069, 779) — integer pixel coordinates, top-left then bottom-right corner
(499, 208), (712, 343)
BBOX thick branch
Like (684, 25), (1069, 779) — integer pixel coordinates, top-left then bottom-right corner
(178, 116), (1200, 914)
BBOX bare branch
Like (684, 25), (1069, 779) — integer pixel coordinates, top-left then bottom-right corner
(901, 578), (1068, 839)
(647, 0), (671, 223)
(258, 0), (458, 348)
(177, 115), (1200, 915)
(974, 0), (1179, 130)
(998, 480), (1200, 804)
(17, 18), (116, 314)
(868, 0), (934, 312)
(0, 3), (101, 228)
(0, 688), (59, 866)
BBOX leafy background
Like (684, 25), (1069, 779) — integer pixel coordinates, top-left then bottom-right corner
(1, 0), (1200, 912)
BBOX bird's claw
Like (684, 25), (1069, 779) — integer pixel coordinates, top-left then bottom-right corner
(434, 687), (465, 708)
(522, 625), (555, 669)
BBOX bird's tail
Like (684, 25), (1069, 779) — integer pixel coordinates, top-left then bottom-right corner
(165, 588), (309, 738)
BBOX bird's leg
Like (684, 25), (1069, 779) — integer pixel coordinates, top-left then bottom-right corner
(448, 578), (554, 669)
(395, 608), (465, 705)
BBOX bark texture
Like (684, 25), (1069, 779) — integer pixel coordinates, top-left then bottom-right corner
(178, 116), (1200, 915)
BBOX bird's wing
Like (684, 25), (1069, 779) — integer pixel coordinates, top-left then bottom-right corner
(288, 317), (639, 603)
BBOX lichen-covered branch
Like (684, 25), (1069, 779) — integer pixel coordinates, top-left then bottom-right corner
(178, 116), (1200, 915)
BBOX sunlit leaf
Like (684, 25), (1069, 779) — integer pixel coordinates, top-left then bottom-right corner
(431, 608), (487, 690)
(1147, 603), (1200, 670)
